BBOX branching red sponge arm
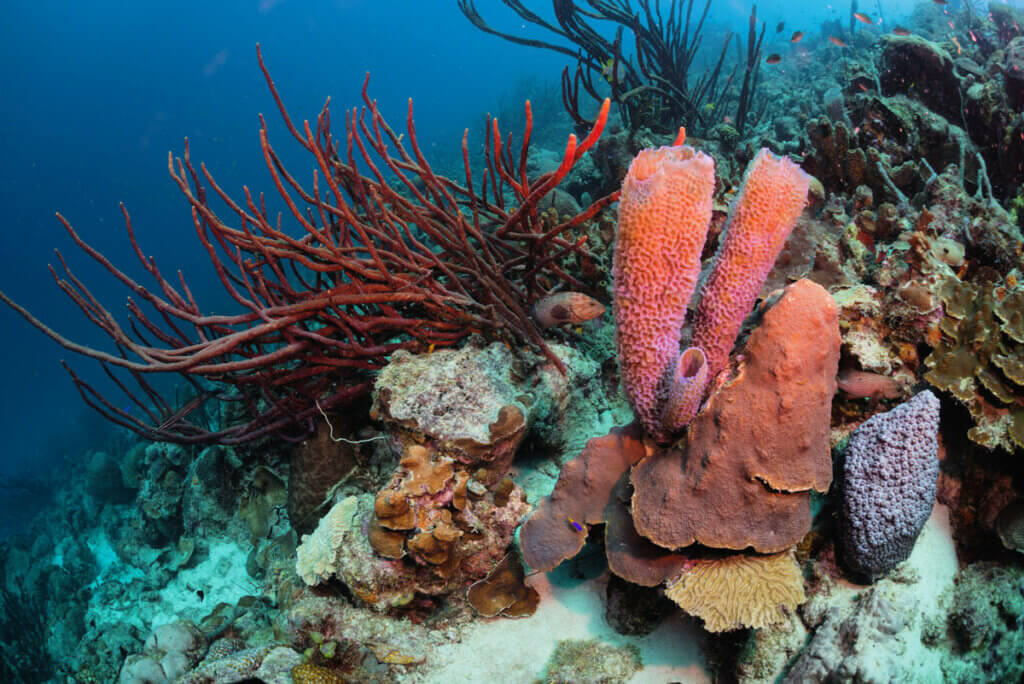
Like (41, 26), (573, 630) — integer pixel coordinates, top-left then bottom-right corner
(691, 148), (811, 381)
(613, 146), (715, 439)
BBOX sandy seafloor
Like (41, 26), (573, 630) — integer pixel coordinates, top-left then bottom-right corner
(70, 419), (961, 682)
(407, 502), (957, 683)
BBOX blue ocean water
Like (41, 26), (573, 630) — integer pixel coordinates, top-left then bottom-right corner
(1, 0), (587, 535)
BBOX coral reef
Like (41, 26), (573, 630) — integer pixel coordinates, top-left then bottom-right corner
(782, 503), (958, 684)
(924, 274), (1024, 451)
(371, 343), (535, 481)
(995, 498), (1024, 554)
(786, 578), (932, 682)
(541, 639), (642, 684)
(12, 4), (1024, 681)
(942, 562), (1024, 681)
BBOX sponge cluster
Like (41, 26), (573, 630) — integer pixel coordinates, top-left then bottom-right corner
(839, 390), (941, 581)
(612, 145), (714, 439)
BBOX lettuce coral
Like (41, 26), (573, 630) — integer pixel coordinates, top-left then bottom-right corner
(924, 274), (1024, 451)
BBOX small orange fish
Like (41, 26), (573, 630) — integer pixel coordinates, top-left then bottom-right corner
(828, 35), (849, 47)
(858, 82), (869, 91)
(837, 369), (902, 400)
(892, 26), (911, 36)
(790, 30), (805, 43)
(765, 53), (782, 64)
(533, 292), (606, 329)
(853, 12), (874, 25)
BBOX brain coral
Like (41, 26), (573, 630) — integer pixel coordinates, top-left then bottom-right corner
(612, 144), (714, 440)
(664, 551), (805, 632)
(839, 390), (941, 581)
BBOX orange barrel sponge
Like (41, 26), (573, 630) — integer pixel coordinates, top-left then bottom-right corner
(612, 145), (715, 439)
(691, 148), (810, 381)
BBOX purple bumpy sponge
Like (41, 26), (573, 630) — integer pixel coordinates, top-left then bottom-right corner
(839, 390), (941, 581)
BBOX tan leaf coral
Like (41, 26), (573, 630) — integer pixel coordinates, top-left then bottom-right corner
(664, 551), (805, 632)
(925, 273), (1024, 451)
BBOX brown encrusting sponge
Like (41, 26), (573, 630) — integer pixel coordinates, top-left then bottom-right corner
(631, 279), (839, 553)
(519, 423), (650, 572)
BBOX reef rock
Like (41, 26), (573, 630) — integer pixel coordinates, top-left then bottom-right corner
(371, 342), (534, 483)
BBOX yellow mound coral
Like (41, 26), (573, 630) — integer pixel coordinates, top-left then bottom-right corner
(664, 551), (805, 632)
(291, 663), (345, 684)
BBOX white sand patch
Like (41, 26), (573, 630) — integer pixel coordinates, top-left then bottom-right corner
(878, 501), (959, 674)
(150, 538), (256, 627)
(906, 502), (959, 599)
(407, 558), (710, 683)
(85, 527), (144, 590)
(83, 537), (255, 634)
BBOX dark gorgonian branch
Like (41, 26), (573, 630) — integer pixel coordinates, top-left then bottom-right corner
(459, 0), (736, 135)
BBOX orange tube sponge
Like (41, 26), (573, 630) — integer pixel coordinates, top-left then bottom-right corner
(661, 346), (707, 433)
(613, 146), (715, 438)
(691, 148), (810, 381)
